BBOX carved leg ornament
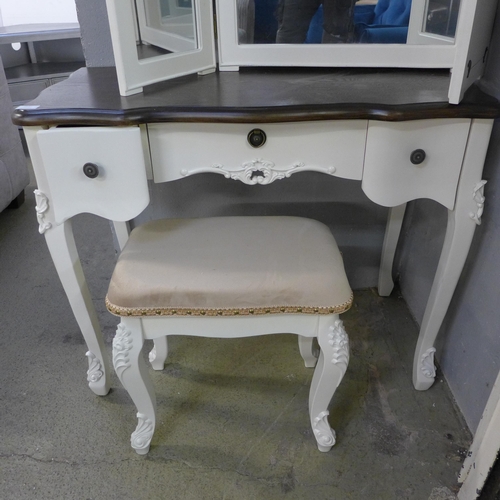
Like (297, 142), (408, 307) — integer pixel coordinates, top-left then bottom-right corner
(420, 347), (436, 380)
(309, 317), (349, 452)
(469, 180), (487, 226)
(34, 189), (52, 234)
(329, 319), (350, 376)
(112, 322), (133, 377)
(313, 411), (336, 450)
(131, 413), (154, 455)
(86, 351), (104, 384)
(112, 320), (157, 454)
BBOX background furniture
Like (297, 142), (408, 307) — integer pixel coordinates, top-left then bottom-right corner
(0, 55), (29, 211)
(0, 23), (84, 107)
(353, 0), (412, 43)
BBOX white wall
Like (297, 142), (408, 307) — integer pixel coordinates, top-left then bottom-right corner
(0, 0), (78, 26)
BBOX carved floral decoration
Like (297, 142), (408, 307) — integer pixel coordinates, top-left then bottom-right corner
(86, 351), (104, 383)
(421, 347), (436, 379)
(180, 159), (337, 185)
(329, 319), (349, 378)
(313, 411), (336, 448)
(469, 180), (487, 225)
(131, 412), (154, 451)
(112, 322), (132, 377)
(34, 189), (52, 234)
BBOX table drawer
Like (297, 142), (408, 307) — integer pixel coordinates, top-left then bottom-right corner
(148, 121), (368, 184)
(36, 127), (149, 224)
(362, 119), (471, 209)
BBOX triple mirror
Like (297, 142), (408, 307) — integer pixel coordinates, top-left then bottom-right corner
(105, 0), (498, 103)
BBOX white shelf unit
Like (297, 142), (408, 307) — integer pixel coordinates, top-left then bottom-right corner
(0, 23), (85, 106)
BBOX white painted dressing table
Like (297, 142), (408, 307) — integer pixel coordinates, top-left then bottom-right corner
(13, 66), (499, 398)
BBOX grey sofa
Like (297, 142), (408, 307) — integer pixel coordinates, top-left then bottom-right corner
(0, 56), (29, 211)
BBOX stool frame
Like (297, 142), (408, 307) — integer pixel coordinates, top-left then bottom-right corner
(113, 313), (349, 454)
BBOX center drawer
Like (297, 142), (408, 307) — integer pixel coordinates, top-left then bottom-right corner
(148, 121), (368, 184)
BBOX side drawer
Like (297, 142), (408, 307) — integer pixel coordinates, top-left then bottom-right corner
(36, 127), (149, 224)
(148, 121), (368, 184)
(362, 119), (471, 209)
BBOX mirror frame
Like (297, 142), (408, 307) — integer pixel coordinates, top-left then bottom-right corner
(106, 0), (216, 96)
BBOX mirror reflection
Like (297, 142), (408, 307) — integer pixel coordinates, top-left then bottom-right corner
(135, 0), (198, 60)
(423, 0), (459, 38)
(237, 0), (460, 45)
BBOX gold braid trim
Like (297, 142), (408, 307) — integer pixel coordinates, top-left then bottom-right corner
(105, 293), (353, 318)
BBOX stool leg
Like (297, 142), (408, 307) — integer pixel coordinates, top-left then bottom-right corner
(309, 315), (349, 452)
(113, 319), (156, 454)
(298, 336), (319, 367)
(149, 338), (168, 370)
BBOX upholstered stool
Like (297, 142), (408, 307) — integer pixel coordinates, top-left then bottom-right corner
(106, 216), (352, 454)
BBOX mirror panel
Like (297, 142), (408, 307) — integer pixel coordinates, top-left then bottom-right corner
(236, 0), (461, 46)
(136, 0), (198, 59)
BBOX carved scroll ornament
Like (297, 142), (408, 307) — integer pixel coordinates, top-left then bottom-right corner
(421, 347), (436, 379)
(34, 189), (52, 234)
(313, 410), (336, 448)
(86, 351), (104, 383)
(180, 159), (337, 185)
(131, 412), (154, 451)
(470, 180), (487, 226)
(329, 319), (349, 379)
(112, 322), (133, 377)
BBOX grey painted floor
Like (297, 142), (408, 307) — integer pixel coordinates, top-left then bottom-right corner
(0, 188), (471, 500)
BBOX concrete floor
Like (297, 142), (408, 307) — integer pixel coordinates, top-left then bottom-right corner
(0, 188), (471, 500)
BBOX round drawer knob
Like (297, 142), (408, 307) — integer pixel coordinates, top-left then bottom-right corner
(83, 162), (100, 179)
(410, 149), (426, 165)
(247, 129), (267, 148)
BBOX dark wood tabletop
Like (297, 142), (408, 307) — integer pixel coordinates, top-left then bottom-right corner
(12, 66), (500, 127)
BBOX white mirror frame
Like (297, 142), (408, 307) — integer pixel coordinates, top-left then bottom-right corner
(106, 0), (216, 96)
(216, 0), (455, 69)
(215, 0), (497, 104)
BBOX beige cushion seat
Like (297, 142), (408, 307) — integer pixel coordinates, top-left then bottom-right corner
(106, 216), (353, 318)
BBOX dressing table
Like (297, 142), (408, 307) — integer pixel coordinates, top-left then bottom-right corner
(11, 0), (500, 493)
(13, 65), (500, 398)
